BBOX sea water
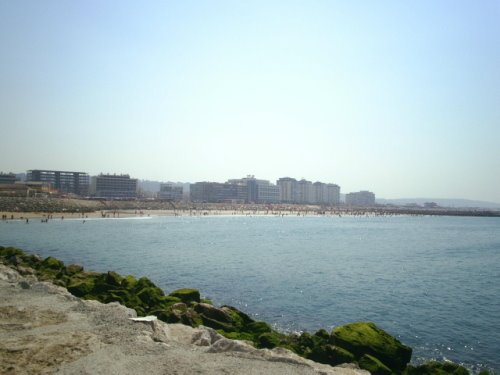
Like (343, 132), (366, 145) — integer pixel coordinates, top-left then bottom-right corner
(1, 214), (499, 373)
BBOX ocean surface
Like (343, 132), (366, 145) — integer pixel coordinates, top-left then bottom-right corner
(1, 214), (499, 373)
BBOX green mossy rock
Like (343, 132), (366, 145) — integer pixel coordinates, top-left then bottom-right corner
(200, 314), (236, 331)
(105, 271), (123, 287)
(331, 322), (412, 372)
(158, 296), (182, 307)
(149, 308), (179, 323)
(0, 247), (23, 257)
(121, 275), (137, 289)
(65, 264), (84, 275)
(257, 332), (282, 348)
(180, 310), (203, 327)
(137, 287), (165, 306)
(359, 354), (393, 375)
(171, 302), (188, 312)
(308, 344), (355, 366)
(67, 278), (95, 297)
(245, 321), (273, 336)
(222, 331), (255, 342)
(134, 277), (157, 292)
(220, 305), (254, 326)
(23, 254), (43, 267)
(41, 256), (65, 270)
(194, 303), (232, 323)
(287, 332), (330, 358)
(404, 361), (469, 375)
(169, 288), (200, 304)
(314, 329), (330, 340)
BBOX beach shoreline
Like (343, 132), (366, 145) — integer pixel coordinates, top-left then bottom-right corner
(1, 196), (499, 220)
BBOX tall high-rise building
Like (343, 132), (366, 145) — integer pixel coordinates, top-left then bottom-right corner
(313, 182), (327, 204)
(278, 177), (340, 205)
(277, 177), (298, 203)
(326, 184), (340, 205)
(297, 179), (314, 204)
(228, 176), (280, 203)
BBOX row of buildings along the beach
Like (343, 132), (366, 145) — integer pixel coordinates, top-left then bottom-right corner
(0, 170), (376, 206)
(190, 176), (341, 205)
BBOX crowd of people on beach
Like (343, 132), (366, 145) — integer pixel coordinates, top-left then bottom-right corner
(1, 196), (499, 220)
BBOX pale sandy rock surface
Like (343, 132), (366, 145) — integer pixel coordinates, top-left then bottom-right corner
(0, 264), (368, 375)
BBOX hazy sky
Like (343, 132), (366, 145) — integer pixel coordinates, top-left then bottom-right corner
(1, 1), (499, 202)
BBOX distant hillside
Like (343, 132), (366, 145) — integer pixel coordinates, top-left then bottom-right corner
(377, 198), (500, 209)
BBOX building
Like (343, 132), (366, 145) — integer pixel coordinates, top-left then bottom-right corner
(158, 183), (183, 201)
(190, 182), (226, 203)
(26, 170), (89, 196)
(255, 183), (280, 203)
(326, 184), (340, 205)
(190, 176), (280, 204)
(313, 182), (327, 204)
(345, 190), (375, 206)
(277, 177), (298, 203)
(0, 182), (46, 197)
(0, 173), (16, 184)
(297, 179), (314, 204)
(277, 177), (340, 205)
(90, 174), (138, 199)
(227, 176), (280, 203)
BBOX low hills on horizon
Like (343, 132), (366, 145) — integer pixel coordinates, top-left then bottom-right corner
(376, 198), (500, 209)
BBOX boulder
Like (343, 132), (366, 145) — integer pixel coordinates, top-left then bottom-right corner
(331, 322), (412, 372)
(359, 354), (393, 375)
(133, 276), (157, 292)
(169, 288), (200, 304)
(67, 277), (95, 297)
(41, 256), (64, 270)
(194, 303), (232, 323)
(403, 361), (469, 375)
(257, 332), (282, 348)
(220, 305), (254, 326)
(65, 264), (84, 275)
(121, 275), (137, 289)
(308, 344), (355, 366)
(105, 271), (122, 287)
(137, 287), (165, 307)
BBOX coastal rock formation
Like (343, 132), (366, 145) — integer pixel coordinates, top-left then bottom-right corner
(0, 263), (369, 374)
(403, 361), (470, 375)
(0, 246), (475, 374)
(331, 322), (412, 372)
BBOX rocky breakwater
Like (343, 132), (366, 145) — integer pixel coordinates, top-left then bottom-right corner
(0, 246), (479, 375)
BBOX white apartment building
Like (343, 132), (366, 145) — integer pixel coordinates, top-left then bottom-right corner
(326, 184), (340, 205)
(158, 183), (183, 201)
(345, 190), (375, 206)
(297, 179), (314, 204)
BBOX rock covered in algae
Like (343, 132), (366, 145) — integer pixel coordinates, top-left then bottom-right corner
(403, 361), (470, 375)
(169, 288), (200, 303)
(331, 321), (412, 372)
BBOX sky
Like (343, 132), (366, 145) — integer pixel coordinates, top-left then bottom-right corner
(1, 1), (499, 202)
